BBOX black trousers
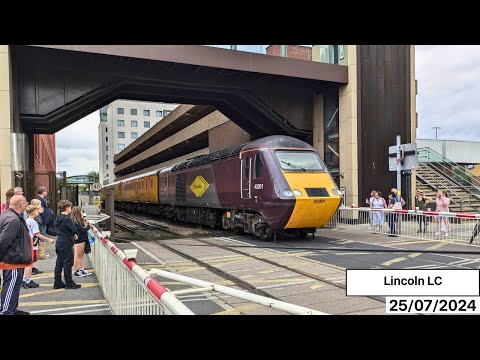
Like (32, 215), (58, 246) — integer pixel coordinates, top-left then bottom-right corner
(54, 243), (74, 283)
(418, 216), (427, 230)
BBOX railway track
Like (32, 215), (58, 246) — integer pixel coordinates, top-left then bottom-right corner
(112, 211), (385, 304)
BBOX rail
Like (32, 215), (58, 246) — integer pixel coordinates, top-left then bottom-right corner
(88, 225), (193, 315)
(326, 206), (480, 245)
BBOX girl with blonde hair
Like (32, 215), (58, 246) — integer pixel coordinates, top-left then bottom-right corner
(71, 206), (92, 277)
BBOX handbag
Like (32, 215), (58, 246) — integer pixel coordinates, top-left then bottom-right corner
(37, 241), (46, 260)
(46, 222), (57, 236)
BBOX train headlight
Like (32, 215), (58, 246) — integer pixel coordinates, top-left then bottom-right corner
(293, 189), (303, 197)
(332, 189), (338, 195)
(283, 189), (294, 197)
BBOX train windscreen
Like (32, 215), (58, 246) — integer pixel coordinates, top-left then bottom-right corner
(275, 151), (325, 172)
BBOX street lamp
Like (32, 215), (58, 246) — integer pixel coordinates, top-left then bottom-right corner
(432, 126), (441, 139)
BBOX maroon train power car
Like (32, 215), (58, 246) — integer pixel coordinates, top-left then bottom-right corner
(103, 136), (342, 240)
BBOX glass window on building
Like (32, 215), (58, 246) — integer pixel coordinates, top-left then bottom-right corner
(131, 132), (138, 139)
(106, 145), (108, 151)
(118, 144), (125, 150)
(106, 164), (109, 169)
(105, 127), (108, 132)
(143, 110), (150, 116)
(117, 108), (124, 114)
(106, 137), (108, 142)
(144, 121), (150, 128)
(131, 109), (137, 115)
(131, 120), (138, 127)
(164, 110), (171, 116)
(117, 120), (125, 126)
(156, 110), (163, 117)
(118, 131), (125, 138)
(106, 155), (108, 160)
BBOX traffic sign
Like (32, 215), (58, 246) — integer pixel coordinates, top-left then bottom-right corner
(91, 183), (102, 192)
(389, 142), (419, 171)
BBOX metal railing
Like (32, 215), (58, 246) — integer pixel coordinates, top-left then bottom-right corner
(326, 207), (480, 245)
(418, 147), (480, 192)
(88, 226), (193, 315)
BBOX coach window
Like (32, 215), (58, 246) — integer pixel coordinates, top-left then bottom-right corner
(254, 153), (264, 179)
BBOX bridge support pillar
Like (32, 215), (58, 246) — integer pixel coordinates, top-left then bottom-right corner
(339, 45), (359, 207)
(0, 45), (13, 206)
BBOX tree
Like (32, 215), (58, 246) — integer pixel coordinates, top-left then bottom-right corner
(87, 170), (99, 183)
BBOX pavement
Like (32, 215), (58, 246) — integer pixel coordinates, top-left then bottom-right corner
(16, 240), (111, 315)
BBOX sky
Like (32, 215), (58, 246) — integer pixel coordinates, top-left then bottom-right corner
(56, 45), (480, 175)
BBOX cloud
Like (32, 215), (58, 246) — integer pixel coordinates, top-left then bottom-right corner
(56, 111), (99, 176)
(416, 45), (480, 141)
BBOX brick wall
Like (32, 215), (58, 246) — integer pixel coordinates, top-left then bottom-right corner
(266, 45), (312, 60)
(33, 134), (56, 192)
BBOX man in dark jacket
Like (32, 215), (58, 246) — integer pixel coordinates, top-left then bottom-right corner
(53, 200), (81, 289)
(0, 195), (33, 315)
(36, 186), (52, 236)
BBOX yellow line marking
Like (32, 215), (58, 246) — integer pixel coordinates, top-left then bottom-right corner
(239, 275), (255, 279)
(409, 253), (422, 258)
(213, 304), (262, 315)
(426, 242), (449, 251)
(19, 299), (107, 306)
(310, 284), (324, 290)
(382, 257), (408, 266)
(20, 289), (64, 298)
(258, 268), (283, 274)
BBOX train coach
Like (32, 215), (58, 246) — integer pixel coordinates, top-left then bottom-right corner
(103, 135), (342, 240)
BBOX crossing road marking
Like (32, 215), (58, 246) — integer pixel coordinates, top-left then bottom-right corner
(382, 257), (408, 266)
(30, 303), (110, 314)
(310, 284), (324, 290)
(213, 303), (263, 315)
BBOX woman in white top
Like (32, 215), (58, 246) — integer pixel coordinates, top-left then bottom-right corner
(370, 191), (387, 233)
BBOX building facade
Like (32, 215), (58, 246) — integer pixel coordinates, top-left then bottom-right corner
(98, 100), (178, 185)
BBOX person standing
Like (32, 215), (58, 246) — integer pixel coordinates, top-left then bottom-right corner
(54, 200), (81, 289)
(0, 195), (33, 315)
(35, 186), (52, 237)
(370, 191), (387, 233)
(435, 191), (451, 237)
(415, 191), (430, 233)
(71, 207), (92, 277)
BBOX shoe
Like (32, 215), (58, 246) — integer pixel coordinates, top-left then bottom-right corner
(53, 282), (66, 289)
(65, 282), (81, 289)
(14, 309), (30, 315)
(445, 233), (449, 237)
(31, 268), (44, 275)
(81, 269), (92, 276)
(417, 230), (421, 233)
(73, 271), (86, 278)
(22, 280), (40, 289)
(435, 232), (441, 236)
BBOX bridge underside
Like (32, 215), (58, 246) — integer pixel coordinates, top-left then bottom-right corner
(11, 45), (347, 141)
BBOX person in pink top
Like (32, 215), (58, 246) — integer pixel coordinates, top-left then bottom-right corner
(435, 191), (450, 237)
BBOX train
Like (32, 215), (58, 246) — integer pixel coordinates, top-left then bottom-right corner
(101, 135), (342, 240)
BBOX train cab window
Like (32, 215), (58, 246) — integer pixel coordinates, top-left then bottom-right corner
(254, 153), (264, 179)
(275, 151), (325, 171)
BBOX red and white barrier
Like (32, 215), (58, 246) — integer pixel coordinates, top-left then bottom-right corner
(89, 225), (193, 315)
